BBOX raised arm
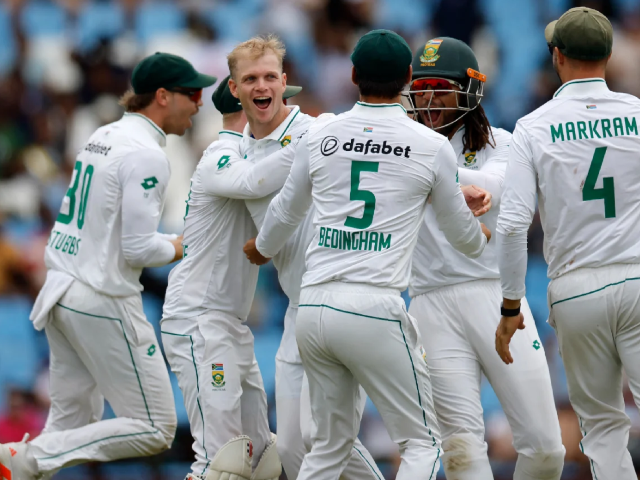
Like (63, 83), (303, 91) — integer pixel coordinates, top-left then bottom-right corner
(250, 134), (313, 261)
(119, 149), (179, 268)
(430, 141), (488, 258)
(198, 140), (295, 199)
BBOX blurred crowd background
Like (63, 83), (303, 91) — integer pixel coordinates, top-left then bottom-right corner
(1, 0), (640, 478)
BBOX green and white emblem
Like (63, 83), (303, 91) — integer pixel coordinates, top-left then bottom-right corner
(141, 177), (159, 190)
(217, 155), (231, 170)
(463, 152), (477, 167)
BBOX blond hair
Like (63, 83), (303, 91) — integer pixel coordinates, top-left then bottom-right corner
(227, 34), (286, 79)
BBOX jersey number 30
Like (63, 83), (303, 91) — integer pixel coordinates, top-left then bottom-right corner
(57, 160), (94, 229)
(583, 146), (615, 218)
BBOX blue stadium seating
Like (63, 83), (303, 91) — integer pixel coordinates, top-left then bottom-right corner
(0, 4), (17, 76)
(75, 2), (125, 53)
(0, 295), (38, 411)
(20, 1), (67, 39)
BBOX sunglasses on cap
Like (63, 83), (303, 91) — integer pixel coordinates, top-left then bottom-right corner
(410, 77), (463, 96)
(169, 87), (203, 103)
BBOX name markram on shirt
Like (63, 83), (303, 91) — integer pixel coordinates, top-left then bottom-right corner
(549, 115), (638, 143)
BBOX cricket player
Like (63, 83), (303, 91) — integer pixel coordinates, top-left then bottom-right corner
(218, 35), (386, 480)
(495, 8), (640, 480)
(244, 29), (491, 480)
(160, 74), (304, 480)
(0, 53), (216, 480)
(405, 38), (565, 479)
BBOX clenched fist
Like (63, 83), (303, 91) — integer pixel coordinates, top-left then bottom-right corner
(243, 238), (271, 265)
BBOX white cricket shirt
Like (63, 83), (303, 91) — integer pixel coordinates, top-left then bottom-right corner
(241, 105), (315, 304)
(410, 126), (511, 297)
(256, 102), (487, 291)
(162, 131), (295, 321)
(44, 113), (176, 297)
(497, 79), (640, 299)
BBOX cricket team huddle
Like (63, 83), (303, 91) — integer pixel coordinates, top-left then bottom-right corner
(3, 5), (640, 480)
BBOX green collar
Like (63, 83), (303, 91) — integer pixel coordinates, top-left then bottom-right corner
(243, 105), (301, 142)
(553, 78), (608, 99)
(351, 101), (408, 120)
(123, 113), (167, 147)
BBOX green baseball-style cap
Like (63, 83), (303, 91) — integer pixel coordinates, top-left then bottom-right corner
(545, 7), (613, 61)
(212, 75), (242, 114)
(284, 85), (303, 99)
(212, 75), (303, 114)
(411, 37), (480, 82)
(351, 29), (412, 82)
(132, 52), (217, 94)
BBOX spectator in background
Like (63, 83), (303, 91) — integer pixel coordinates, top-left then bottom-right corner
(0, 224), (39, 299)
(0, 390), (44, 443)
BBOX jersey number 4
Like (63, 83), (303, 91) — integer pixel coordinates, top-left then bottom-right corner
(57, 160), (94, 229)
(583, 146), (615, 218)
(345, 161), (379, 229)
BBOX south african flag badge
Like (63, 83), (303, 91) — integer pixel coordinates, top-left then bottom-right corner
(212, 363), (225, 387)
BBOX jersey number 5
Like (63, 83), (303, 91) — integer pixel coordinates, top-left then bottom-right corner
(57, 160), (94, 229)
(344, 160), (379, 230)
(583, 146), (615, 218)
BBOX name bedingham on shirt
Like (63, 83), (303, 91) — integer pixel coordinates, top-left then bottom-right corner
(45, 113), (175, 296)
(257, 102), (486, 291)
(498, 79), (640, 282)
(410, 126), (510, 296)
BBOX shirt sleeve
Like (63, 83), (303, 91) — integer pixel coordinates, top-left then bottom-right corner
(119, 149), (175, 268)
(199, 140), (296, 199)
(430, 141), (487, 258)
(457, 130), (509, 208)
(255, 134), (313, 258)
(496, 123), (537, 300)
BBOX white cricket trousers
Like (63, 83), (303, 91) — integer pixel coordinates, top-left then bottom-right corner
(548, 263), (640, 480)
(410, 279), (564, 480)
(29, 279), (177, 475)
(276, 305), (384, 480)
(296, 282), (442, 480)
(161, 312), (271, 476)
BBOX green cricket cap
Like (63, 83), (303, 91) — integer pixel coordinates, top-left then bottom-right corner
(212, 75), (303, 114)
(132, 52), (217, 94)
(411, 37), (480, 83)
(351, 29), (412, 82)
(545, 7), (613, 61)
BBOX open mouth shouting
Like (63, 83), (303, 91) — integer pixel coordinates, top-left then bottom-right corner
(253, 96), (272, 110)
(426, 109), (442, 126)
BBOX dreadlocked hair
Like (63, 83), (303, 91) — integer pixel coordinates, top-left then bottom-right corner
(461, 103), (495, 153)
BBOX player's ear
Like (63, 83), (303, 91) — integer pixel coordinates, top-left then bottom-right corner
(351, 66), (358, 87)
(156, 88), (170, 107)
(228, 77), (239, 99)
(405, 66), (413, 86)
(282, 72), (287, 89)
